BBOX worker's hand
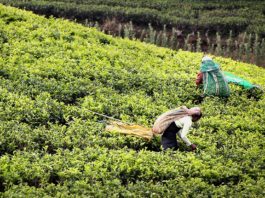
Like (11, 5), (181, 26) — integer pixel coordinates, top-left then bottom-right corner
(190, 144), (197, 152)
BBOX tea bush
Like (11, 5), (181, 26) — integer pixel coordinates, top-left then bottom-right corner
(1, 0), (265, 35)
(0, 4), (265, 197)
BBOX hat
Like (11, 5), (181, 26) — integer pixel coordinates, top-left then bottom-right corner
(201, 56), (212, 62)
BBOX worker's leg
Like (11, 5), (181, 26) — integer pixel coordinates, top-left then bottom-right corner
(161, 122), (180, 150)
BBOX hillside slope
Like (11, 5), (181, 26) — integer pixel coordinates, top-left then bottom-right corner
(0, 4), (265, 197)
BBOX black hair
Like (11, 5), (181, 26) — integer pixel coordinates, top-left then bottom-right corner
(192, 112), (202, 122)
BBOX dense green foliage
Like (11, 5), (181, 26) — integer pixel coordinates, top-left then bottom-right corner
(1, 0), (265, 36)
(0, 4), (265, 197)
(2, 0), (265, 67)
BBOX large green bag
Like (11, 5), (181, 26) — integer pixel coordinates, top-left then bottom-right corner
(223, 71), (254, 89)
(200, 60), (230, 97)
(223, 71), (263, 99)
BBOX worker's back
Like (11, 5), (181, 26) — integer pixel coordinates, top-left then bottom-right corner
(200, 59), (230, 97)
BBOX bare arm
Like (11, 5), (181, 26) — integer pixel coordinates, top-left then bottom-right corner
(196, 72), (203, 86)
(177, 117), (192, 146)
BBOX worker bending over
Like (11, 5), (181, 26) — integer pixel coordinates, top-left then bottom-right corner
(152, 106), (202, 151)
(196, 56), (230, 97)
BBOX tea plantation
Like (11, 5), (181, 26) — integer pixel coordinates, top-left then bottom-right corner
(0, 4), (265, 197)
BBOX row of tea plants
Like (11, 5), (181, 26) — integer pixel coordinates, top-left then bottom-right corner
(1, 0), (265, 35)
(86, 21), (265, 67)
(2, 0), (265, 67)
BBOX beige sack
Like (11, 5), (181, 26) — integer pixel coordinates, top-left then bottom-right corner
(105, 121), (153, 141)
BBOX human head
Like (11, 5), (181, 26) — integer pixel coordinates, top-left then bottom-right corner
(192, 111), (202, 122)
(200, 55), (219, 72)
(188, 107), (202, 122)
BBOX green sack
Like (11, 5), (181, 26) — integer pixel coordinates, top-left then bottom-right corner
(223, 71), (254, 89)
(200, 60), (230, 97)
